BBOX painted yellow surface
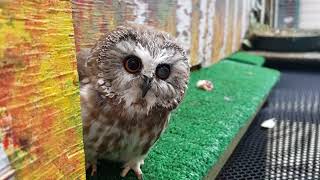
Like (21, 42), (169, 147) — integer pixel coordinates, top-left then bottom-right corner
(0, 1), (85, 179)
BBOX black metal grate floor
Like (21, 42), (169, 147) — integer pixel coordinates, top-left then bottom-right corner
(217, 61), (320, 179)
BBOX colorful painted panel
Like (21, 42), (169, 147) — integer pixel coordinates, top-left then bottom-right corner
(72, 0), (252, 66)
(0, 1), (85, 179)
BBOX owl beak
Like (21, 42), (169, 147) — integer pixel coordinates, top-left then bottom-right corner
(141, 75), (153, 98)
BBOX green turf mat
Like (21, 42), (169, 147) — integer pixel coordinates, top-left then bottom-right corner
(143, 61), (279, 179)
(88, 60), (280, 180)
(227, 51), (265, 66)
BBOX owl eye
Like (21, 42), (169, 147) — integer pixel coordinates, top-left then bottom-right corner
(123, 55), (142, 74)
(156, 64), (171, 80)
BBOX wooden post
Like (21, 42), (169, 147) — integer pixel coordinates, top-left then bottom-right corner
(0, 1), (85, 179)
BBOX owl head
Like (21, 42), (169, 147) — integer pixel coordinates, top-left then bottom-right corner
(86, 26), (190, 116)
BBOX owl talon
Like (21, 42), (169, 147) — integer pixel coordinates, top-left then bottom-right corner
(134, 167), (142, 180)
(120, 159), (144, 179)
(86, 163), (97, 176)
(120, 166), (131, 177)
(91, 164), (97, 176)
(136, 173), (143, 180)
(138, 172), (145, 180)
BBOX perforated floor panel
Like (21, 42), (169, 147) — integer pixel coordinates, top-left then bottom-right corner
(217, 61), (320, 179)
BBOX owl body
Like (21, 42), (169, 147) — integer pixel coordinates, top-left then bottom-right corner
(81, 83), (169, 162)
(79, 26), (189, 178)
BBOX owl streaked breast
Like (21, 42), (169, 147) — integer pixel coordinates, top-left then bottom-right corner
(78, 25), (190, 179)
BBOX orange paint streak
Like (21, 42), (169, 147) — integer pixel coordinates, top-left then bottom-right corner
(3, 134), (9, 149)
(0, 65), (15, 106)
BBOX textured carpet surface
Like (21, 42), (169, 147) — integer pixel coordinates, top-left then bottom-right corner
(228, 51), (266, 66)
(87, 60), (280, 180)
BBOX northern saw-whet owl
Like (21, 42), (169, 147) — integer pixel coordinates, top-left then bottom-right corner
(78, 25), (190, 179)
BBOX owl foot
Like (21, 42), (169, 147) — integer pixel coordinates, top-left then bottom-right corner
(120, 159), (144, 180)
(86, 163), (97, 176)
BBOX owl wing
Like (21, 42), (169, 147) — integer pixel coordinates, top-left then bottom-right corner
(140, 111), (171, 156)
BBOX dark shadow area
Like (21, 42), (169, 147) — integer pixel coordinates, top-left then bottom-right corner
(217, 59), (320, 179)
(265, 58), (320, 71)
(251, 35), (320, 52)
(86, 160), (138, 180)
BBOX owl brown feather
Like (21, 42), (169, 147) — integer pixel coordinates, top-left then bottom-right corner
(78, 25), (190, 178)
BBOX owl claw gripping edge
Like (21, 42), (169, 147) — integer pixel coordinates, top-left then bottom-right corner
(78, 25), (190, 178)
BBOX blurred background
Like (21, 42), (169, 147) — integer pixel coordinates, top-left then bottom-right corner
(257, 0), (319, 30)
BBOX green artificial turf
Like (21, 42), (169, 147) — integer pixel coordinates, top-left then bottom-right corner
(227, 51), (265, 66)
(87, 60), (280, 180)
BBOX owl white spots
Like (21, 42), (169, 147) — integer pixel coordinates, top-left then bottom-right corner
(78, 25), (190, 179)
